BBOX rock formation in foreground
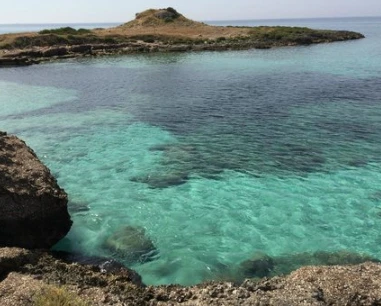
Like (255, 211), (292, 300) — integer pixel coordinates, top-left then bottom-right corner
(0, 132), (72, 249)
(1, 247), (381, 306)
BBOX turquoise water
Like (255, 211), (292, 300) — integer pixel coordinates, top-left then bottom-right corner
(1, 17), (381, 285)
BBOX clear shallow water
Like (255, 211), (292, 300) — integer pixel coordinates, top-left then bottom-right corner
(1, 17), (381, 285)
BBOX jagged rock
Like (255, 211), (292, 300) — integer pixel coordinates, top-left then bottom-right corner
(0, 132), (72, 249)
(103, 226), (158, 264)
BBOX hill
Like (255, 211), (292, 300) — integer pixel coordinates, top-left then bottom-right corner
(122, 7), (204, 28)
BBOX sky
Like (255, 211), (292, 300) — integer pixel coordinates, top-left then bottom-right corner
(1, 0), (380, 24)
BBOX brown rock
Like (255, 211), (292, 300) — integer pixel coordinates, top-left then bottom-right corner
(0, 132), (72, 249)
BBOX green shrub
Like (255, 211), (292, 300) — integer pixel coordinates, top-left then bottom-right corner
(39, 27), (91, 35)
(33, 286), (89, 306)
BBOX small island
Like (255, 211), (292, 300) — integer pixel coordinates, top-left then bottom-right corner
(0, 7), (364, 66)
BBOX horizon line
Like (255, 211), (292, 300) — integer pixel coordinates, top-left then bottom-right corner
(0, 15), (380, 25)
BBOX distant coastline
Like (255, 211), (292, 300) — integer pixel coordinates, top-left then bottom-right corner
(0, 8), (366, 67)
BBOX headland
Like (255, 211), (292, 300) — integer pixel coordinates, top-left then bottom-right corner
(0, 8), (365, 66)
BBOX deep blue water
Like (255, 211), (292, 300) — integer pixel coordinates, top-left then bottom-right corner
(1, 17), (381, 285)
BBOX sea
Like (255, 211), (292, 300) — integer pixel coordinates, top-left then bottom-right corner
(1, 17), (381, 285)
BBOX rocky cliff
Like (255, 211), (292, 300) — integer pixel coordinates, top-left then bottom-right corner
(0, 132), (72, 249)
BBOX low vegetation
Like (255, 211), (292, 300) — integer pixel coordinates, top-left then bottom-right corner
(0, 34), (130, 49)
(38, 27), (91, 35)
(33, 286), (89, 306)
(247, 26), (358, 44)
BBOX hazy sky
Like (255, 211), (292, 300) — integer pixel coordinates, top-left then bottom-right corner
(1, 0), (380, 23)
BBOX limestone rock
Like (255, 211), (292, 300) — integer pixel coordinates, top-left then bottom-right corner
(0, 132), (72, 249)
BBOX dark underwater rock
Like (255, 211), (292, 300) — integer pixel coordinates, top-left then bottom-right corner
(237, 250), (380, 282)
(272, 250), (380, 276)
(131, 171), (189, 188)
(239, 252), (275, 278)
(369, 191), (381, 202)
(0, 132), (72, 249)
(68, 201), (90, 213)
(103, 226), (158, 264)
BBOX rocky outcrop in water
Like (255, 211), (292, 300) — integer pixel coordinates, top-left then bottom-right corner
(0, 31), (365, 67)
(0, 132), (72, 248)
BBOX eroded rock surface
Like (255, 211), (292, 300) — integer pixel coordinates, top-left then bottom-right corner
(0, 132), (72, 248)
(1, 247), (381, 305)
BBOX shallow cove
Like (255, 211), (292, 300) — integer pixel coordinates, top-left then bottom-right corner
(1, 17), (381, 286)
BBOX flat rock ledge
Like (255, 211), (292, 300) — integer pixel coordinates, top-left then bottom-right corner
(0, 131), (72, 248)
(0, 29), (364, 67)
(1, 247), (381, 306)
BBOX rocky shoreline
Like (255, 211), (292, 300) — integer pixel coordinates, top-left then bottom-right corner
(2, 247), (381, 306)
(0, 7), (365, 67)
(0, 30), (364, 67)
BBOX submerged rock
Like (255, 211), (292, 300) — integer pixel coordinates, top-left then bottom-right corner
(0, 132), (72, 249)
(68, 201), (90, 213)
(239, 252), (275, 278)
(369, 190), (381, 202)
(236, 250), (380, 282)
(131, 171), (189, 188)
(103, 226), (158, 264)
(273, 250), (380, 275)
